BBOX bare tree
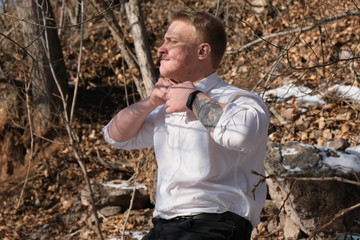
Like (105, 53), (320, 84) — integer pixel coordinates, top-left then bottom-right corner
(125, 0), (157, 97)
(15, 0), (69, 136)
(91, 0), (155, 99)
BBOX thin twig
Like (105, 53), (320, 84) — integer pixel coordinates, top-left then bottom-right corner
(0, 32), (36, 62)
(252, 30), (301, 92)
(58, 0), (66, 36)
(254, 171), (360, 237)
(269, 106), (287, 125)
(227, 9), (360, 54)
(89, 0), (147, 99)
(16, 71), (35, 210)
(0, 21), (19, 45)
(70, 0), (84, 124)
(0, 1), (125, 30)
(121, 187), (136, 240)
(287, 52), (360, 70)
(9, 174), (42, 192)
(38, 1), (104, 238)
(308, 202), (360, 239)
(278, 180), (295, 213)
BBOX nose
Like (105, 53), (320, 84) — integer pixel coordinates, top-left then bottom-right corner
(157, 42), (167, 55)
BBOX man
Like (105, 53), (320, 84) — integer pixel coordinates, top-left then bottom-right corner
(103, 10), (269, 240)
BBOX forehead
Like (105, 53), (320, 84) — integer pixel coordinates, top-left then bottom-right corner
(164, 20), (197, 40)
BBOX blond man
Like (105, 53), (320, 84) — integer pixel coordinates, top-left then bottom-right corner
(103, 10), (269, 240)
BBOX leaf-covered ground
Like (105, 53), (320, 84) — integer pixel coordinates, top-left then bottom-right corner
(0, 0), (359, 239)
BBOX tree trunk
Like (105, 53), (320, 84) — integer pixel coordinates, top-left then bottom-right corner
(0, 77), (24, 182)
(125, 0), (156, 97)
(92, 0), (156, 99)
(15, 0), (69, 136)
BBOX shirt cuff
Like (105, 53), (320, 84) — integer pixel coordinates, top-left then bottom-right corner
(102, 121), (117, 145)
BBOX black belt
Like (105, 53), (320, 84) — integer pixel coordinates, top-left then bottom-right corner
(168, 211), (252, 233)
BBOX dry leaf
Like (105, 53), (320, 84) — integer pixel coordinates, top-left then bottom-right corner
(318, 117), (326, 130)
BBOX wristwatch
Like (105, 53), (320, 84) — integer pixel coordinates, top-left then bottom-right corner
(186, 90), (202, 111)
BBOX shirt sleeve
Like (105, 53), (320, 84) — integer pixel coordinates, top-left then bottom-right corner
(102, 110), (156, 150)
(212, 95), (269, 152)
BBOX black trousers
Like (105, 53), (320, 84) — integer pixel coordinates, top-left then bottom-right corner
(141, 211), (253, 240)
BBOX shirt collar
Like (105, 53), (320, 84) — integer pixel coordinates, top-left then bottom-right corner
(194, 72), (221, 93)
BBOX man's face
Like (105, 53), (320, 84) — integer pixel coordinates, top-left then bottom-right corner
(158, 20), (200, 82)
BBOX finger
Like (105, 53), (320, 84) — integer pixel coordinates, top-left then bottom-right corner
(156, 86), (168, 95)
(158, 77), (174, 86)
(154, 89), (167, 101)
(165, 99), (171, 107)
(165, 106), (174, 114)
(154, 79), (174, 95)
(165, 89), (171, 100)
(154, 84), (169, 95)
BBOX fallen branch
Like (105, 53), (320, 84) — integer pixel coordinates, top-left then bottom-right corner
(254, 171), (360, 187)
(289, 176), (360, 187)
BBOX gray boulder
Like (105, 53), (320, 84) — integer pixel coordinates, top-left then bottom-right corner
(265, 141), (360, 238)
(81, 180), (153, 216)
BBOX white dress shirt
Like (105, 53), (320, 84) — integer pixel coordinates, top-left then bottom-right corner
(103, 72), (269, 226)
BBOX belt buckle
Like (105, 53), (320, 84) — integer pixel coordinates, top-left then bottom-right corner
(172, 215), (192, 221)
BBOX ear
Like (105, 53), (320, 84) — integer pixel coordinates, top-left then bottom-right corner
(197, 43), (211, 60)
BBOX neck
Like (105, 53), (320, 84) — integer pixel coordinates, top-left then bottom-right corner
(177, 67), (216, 84)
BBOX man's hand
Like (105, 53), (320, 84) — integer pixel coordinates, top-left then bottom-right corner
(165, 81), (197, 114)
(150, 78), (175, 107)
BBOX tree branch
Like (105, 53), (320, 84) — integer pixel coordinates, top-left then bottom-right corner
(0, 1), (123, 29)
(0, 32), (36, 62)
(69, 0), (84, 124)
(227, 9), (360, 54)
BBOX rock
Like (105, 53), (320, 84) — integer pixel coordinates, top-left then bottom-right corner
(81, 180), (153, 212)
(284, 218), (301, 240)
(99, 206), (122, 217)
(265, 141), (360, 238)
(250, 0), (267, 13)
(326, 138), (350, 151)
(265, 202), (285, 236)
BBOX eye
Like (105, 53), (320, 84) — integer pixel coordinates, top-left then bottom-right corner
(166, 38), (178, 44)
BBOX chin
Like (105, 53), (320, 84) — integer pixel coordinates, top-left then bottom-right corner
(159, 70), (173, 79)
(159, 67), (183, 81)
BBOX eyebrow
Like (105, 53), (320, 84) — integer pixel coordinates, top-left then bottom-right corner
(164, 36), (179, 42)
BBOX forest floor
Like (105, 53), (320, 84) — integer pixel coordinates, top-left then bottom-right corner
(1, 0), (360, 239)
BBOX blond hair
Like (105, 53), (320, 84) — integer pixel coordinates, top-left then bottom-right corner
(171, 10), (227, 68)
